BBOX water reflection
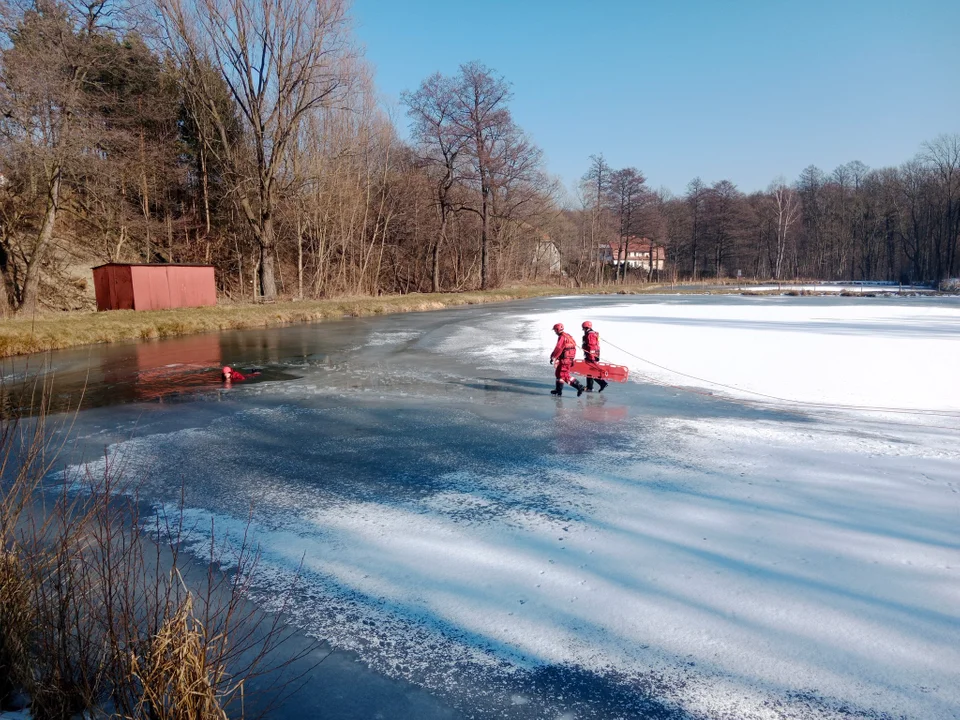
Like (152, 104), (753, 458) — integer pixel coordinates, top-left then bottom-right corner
(0, 332), (299, 417)
(582, 395), (629, 423)
(552, 395), (629, 455)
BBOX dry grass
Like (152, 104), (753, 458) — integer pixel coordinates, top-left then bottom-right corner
(0, 393), (317, 718)
(0, 284), (668, 358)
(129, 590), (232, 720)
(0, 549), (33, 707)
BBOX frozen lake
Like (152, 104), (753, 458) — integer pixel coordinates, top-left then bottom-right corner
(13, 294), (960, 719)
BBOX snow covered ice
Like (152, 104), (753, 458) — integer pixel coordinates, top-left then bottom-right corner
(56, 295), (960, 719)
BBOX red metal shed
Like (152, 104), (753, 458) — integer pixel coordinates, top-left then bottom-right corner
(92, 264), (216, 311)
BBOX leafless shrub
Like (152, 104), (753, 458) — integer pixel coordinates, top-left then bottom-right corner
(0, 547), (33, 707)
(0, 381), (80, 713)
(1, 386), (320, 718)
(22, 511), (109, 719)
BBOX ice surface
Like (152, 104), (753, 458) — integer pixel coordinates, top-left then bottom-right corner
(59, 296), (960, 719)
(507, 300), (960, 414)
(743, 284), (933, 293)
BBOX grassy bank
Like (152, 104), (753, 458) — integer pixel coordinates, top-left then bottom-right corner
(0, 284), (666, 358)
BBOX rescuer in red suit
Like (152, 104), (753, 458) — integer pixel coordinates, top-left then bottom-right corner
(581, 321), (608, 393)
(549, 323), (586, 397)
(221, 366), (259, 383)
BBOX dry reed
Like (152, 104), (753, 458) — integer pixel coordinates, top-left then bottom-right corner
(0, 386), (318, 718)
(0, 549), (33, 707)
(129, 589), (232, 720)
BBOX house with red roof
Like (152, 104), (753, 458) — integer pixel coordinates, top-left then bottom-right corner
(600, 238), (665, 270)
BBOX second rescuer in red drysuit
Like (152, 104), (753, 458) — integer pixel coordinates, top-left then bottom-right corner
(549, 323), (586, 397)
(581, 321), (608, 393)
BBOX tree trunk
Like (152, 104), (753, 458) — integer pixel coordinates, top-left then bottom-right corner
(200, 143), (212, 235)
(260, 243), (276, 300)
(297, 218), (304, 300)
(19, 165), (62, 315)
(259, 198), (278, 299)
(235, 236), (243, 300)
(165, 211), (174, 261)
(0, 243), (13, 316)
(480, 186), (490, 289)
(617, 235), (628, 284)
(433, 207), (447, 293)
(238, 191), (278, 300)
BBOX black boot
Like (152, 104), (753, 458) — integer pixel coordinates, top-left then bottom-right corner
(550, 381), (563, 396)
(572, 379), (586, 397)
(585, 377), (594, 392)
(597, 379), (608, 393)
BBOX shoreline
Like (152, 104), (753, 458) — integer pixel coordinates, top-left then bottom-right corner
(1, 280), (946, 360)
(0, 284), (668, 359)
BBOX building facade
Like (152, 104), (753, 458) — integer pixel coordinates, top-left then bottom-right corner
(600, 238), (665, 271)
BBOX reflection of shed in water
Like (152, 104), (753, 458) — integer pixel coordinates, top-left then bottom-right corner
(92, 263), (216, 311)
(104, 334), (223, 402)
(135, 334), (222, 371)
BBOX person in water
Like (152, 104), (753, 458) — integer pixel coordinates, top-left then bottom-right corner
(221, 366), (260, 382)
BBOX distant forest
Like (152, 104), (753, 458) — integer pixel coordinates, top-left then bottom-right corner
(1, 0), (957, 314)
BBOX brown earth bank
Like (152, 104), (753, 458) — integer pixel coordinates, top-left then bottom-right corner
(0, 284), (676, 358)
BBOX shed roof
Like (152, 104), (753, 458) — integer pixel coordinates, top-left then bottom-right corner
(92, 263), (214, 270)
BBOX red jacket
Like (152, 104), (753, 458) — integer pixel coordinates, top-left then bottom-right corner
(550, 332), (577, 363)
(582, 329), (600, 358)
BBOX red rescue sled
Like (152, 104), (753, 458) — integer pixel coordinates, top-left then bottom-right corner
(571, 360), (629, 382)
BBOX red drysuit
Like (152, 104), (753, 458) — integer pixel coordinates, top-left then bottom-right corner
(550, 332), (578, 383)
(582, 329), (601, 363)
(221, 367), (248, 382)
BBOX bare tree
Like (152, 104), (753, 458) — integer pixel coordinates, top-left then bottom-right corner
(704, 180), (746, 279)
(645, 189), (669, 283)
(580, 154), (611, 283)
(155, 0), (353, 299)
(685, 177), (707, 280)
(0, 0), (117, 313)
(402, 73), (465, 293)
(402, 62), (547, 291)
(921, 134), (960, 280)
(451, 61), (513, 290)
(606, 167), (648, 283)
(797, 165), (827, 276)
(770, 177), (800, 280)
(487, 126), (547, 280)
(844, 160), (870, 280)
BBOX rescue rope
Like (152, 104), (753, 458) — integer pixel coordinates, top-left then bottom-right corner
(602, 339), (960, 420)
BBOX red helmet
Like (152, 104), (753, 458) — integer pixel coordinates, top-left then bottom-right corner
(552, 323), (564, 333)
(222, 366), (232, 373)
(582, 321), (592, 330)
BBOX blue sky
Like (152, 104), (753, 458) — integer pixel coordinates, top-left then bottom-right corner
(350, 0), (960, 199)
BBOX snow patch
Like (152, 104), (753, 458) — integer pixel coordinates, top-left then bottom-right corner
(493, 299), (960, 415)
